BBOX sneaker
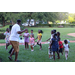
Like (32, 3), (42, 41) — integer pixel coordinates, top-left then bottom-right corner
(8, 56), (12, 61)
(31, 50), (34, 51)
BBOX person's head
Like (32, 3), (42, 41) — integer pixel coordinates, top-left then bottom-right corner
(38, 30), (43, 34)
(6, 28), (9, 32)
(53, 29), (56, 34)
(17, 19), (21, 25)
(30, 34), (34, 38)
(51, 30), (54, 34)
(57, 32), (60, 36)
(53, 33), (57, 39)
(31, 30), (33, 33)
(25, 28), (28, 33)
(64, 40), (68, 44)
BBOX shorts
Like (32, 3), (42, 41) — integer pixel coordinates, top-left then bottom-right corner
(59, 48), (63, 53)
(10, 41), (19, 52)
(37, 40), (41, 44)
(30, 43), (34, 46)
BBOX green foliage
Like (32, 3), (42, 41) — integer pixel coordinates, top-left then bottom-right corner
(0, 33), (5, 39)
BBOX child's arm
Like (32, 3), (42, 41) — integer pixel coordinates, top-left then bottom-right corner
(23, 34), (26, 37)
(27, 34), (30, 37)
(68, 45), (70, 48)
(30, 39), (31, 44)
(46, 38), (51, 41)
(35, 36), (38, 40)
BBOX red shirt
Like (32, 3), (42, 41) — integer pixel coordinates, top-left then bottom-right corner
(58, 41), (63, 48)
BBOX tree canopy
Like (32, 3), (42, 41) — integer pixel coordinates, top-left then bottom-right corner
(0, 12), (69, 26)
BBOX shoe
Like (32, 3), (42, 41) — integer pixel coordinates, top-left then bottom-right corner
(8, 56), (12, 61)
(15, 60), (21, 62)
(31, 50), (34, 51)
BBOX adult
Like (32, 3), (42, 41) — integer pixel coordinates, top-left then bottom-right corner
(8, 19), (25, 61)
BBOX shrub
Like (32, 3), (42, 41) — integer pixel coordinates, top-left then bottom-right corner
(0, 33), (5, 39)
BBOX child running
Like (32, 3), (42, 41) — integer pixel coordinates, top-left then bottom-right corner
(35, 30), (43, 50)
(23, 28), (30, 50)
(30, 34), (35, 51)
(3, 28), (10, 50)
(64, 40), (70, 60)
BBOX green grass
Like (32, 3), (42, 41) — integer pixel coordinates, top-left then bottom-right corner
(0, 27), (75, 62)
(0, 43), (75, 62)
(1, 27), (75, 43)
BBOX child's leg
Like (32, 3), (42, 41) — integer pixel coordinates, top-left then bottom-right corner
(25, 42), (26, 49)
(27, 42), (29, 49)
(31, 45), (34, 51)
(53, 51), (55, 60)
(39, 43), (42, 50)
(6, 43), (9, 49)
(65, 51), (67, 60)
(57, 51), (60, 59)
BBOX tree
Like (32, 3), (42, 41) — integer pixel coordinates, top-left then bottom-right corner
(57, 12), (68, 21)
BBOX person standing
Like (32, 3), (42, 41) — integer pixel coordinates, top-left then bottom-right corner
(8, 19), (25, 62)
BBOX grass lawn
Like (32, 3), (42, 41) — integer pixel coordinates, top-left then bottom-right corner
(0, 27), (75, 43)
(0, 43), (75, 62)
(0, 27), (75, 62)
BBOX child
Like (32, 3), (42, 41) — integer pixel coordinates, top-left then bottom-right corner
(51, 33), (60, 60)
(46, 30), (54, 59)
(35, 30), (43, 50)
(58, 38), (63, 55)
(4, 28), (10, 50)
(64, 40), (70, 60)
(23, 28), (30, 50)
(30, 30), (36, 46)
(30, 34), (35, 51)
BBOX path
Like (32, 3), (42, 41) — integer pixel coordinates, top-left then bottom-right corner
(0, 41), (75, 46)
(67, 33), (75, 37)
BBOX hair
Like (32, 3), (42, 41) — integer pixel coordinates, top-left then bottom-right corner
(6, 28), (9, 31)
(64, 40), (68, 44)
(39, 30), (43, 34)
(53, 29), (56, 33)
(31, 30), (33, 31)
(57, 32), (60, 36)
(17, 19), (21, 23)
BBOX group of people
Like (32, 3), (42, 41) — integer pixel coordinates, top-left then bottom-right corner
(3, 19), (70, 61)
(3, 19), (43, 61)
(46, 29), (70, 60)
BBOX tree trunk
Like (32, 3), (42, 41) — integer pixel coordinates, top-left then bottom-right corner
(28, 19), (31, 26)
(2, 16), (5, 27)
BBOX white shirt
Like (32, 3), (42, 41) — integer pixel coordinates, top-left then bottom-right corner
(64, 44), (69, 51)
(9, 24), (20, 41)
